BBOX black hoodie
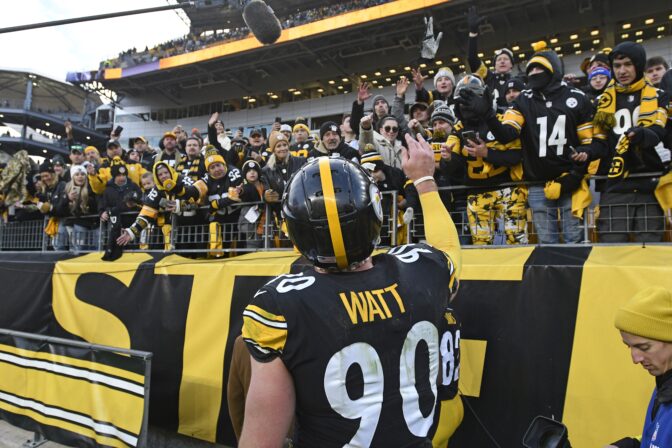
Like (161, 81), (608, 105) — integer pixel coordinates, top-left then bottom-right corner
(486, 49), (595, 181)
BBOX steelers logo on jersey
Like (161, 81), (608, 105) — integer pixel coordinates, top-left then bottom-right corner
(566, 97), (578, 109)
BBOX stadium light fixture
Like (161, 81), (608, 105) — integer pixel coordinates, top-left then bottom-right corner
(243, 96), (249, 99)
(459, 64), (465, 69)
(622, 23), (631, 29)
(403, 66), (411, 71)
(338, 86), (344, 90)
(518, 53), (525, 58)
(32, 82), (38, 86)
(575, 50), (582, 54)
(0, 114), (3, 118)
(554, 46), (562, 51)
(590, 29), (599, 36)
(317, 88), (324, 93)
(451, 57), (459, 62)
(428, 70), (435, 75)
(512, 45), (520, 51)
(485, 59), (491, 64)
(86, 136), (90, 140)
(271, 94), (279, 99)
(375, 71), (382, 76)
(342, 77), (349, 82)
(550, 38), (558, 44)
(635, 30), (643, 36)
(360, 74), (368, 79)
(621, 33), (629, 38)
(592, 39), (600, 44)
(385, 78), (391, 82)
(45, 122), (50, 127)
(435, 60), (443, 65)
(378, 86), (384, 89)
(573, 42), (580, 48)
(657, 26), (665, 32)
(477, 52), (484, 58)
(669, 14), (672, 20)
(388, 69), (396, 74)
(636, 38), (643, 43)
(658, 35), (663, 39)
(645, 18), (654, 25)
(570, 34), (578, 40)
(288, 88), (296, 92)
(328, 80), (335, 85)
(43, 149), (47, 153)
(293, 91), (301, 95)
(372, 80), (378, 84)
(248, 98), (256, 103)
(419, 63), (427, 68)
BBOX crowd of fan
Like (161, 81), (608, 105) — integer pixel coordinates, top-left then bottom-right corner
(101, 0), (390, 70)
(3, 7), (672, 258)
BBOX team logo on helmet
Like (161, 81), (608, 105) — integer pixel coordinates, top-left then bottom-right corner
(370, 184), (383, 221)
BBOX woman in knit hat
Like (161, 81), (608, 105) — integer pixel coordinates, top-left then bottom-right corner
(52, 165), (98, 252)
(610, 286), (672, 447)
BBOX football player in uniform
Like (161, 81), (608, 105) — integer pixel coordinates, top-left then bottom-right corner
(239, 133), (462, 447)
(462, 44), (595, 244)
(448, 75), (527, 245)
(574, 42), (669, 243)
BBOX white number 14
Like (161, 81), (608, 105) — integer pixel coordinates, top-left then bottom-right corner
(537, 115), (567, 157)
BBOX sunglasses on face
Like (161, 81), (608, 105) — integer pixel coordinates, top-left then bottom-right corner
(383, 126), (399, 133)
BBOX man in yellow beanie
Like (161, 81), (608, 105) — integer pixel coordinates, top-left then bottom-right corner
(608, 286), (672, 448)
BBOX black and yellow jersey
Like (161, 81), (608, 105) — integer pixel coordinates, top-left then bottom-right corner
(496, 86), (594, 181)
(243, 243), (458, 447)
(446, 118), (523, 189)
(437, 307), (460, 402)
(290, 141), (314, 158)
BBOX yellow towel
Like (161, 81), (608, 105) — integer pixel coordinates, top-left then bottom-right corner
(654, 171), (672, 212)
(208, 221), (223, 257)
(44, 217), (59, 237)
(572, 179), (592, 219)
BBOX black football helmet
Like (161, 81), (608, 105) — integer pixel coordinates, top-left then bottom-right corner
(282, 157), (383, 270)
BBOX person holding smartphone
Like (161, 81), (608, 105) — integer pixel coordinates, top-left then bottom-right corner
(442, 75), (527, 246)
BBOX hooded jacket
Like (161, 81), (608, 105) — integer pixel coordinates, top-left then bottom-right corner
(486, 49), (595, 182)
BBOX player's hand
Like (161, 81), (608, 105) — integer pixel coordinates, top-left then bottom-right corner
(411, 68), (427, 90)
(357, 82), (372, 105)
(402, 133), (435, 182)
(464, 137), (488, 158)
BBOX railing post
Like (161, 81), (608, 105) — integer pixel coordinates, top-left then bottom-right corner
(97, 220), (105, 251)
(41, 216), (49, 252)
(390, 190), (398, 247)
(170, 213), (178, 251)
(263, 203), (271, 250)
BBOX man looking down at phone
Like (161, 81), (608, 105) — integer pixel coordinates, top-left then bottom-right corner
(443, 75), (527, 245)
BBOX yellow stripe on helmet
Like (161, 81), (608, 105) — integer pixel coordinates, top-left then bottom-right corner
(318, 158), (348, 269)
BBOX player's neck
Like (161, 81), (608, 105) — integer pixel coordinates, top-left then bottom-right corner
(314, 257), (374, 274)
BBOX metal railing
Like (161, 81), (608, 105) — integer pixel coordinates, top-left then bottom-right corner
(1, 173), (670, 254)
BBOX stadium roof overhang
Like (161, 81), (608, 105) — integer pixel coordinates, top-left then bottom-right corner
(0, 108), (109, 154)
(0, 69), (101, 115)
(86, 0), (671, 104)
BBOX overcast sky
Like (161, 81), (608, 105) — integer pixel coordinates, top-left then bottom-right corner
(0, 0), (190, 82)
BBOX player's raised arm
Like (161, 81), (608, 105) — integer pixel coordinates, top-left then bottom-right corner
(402, 133), (461, 276)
